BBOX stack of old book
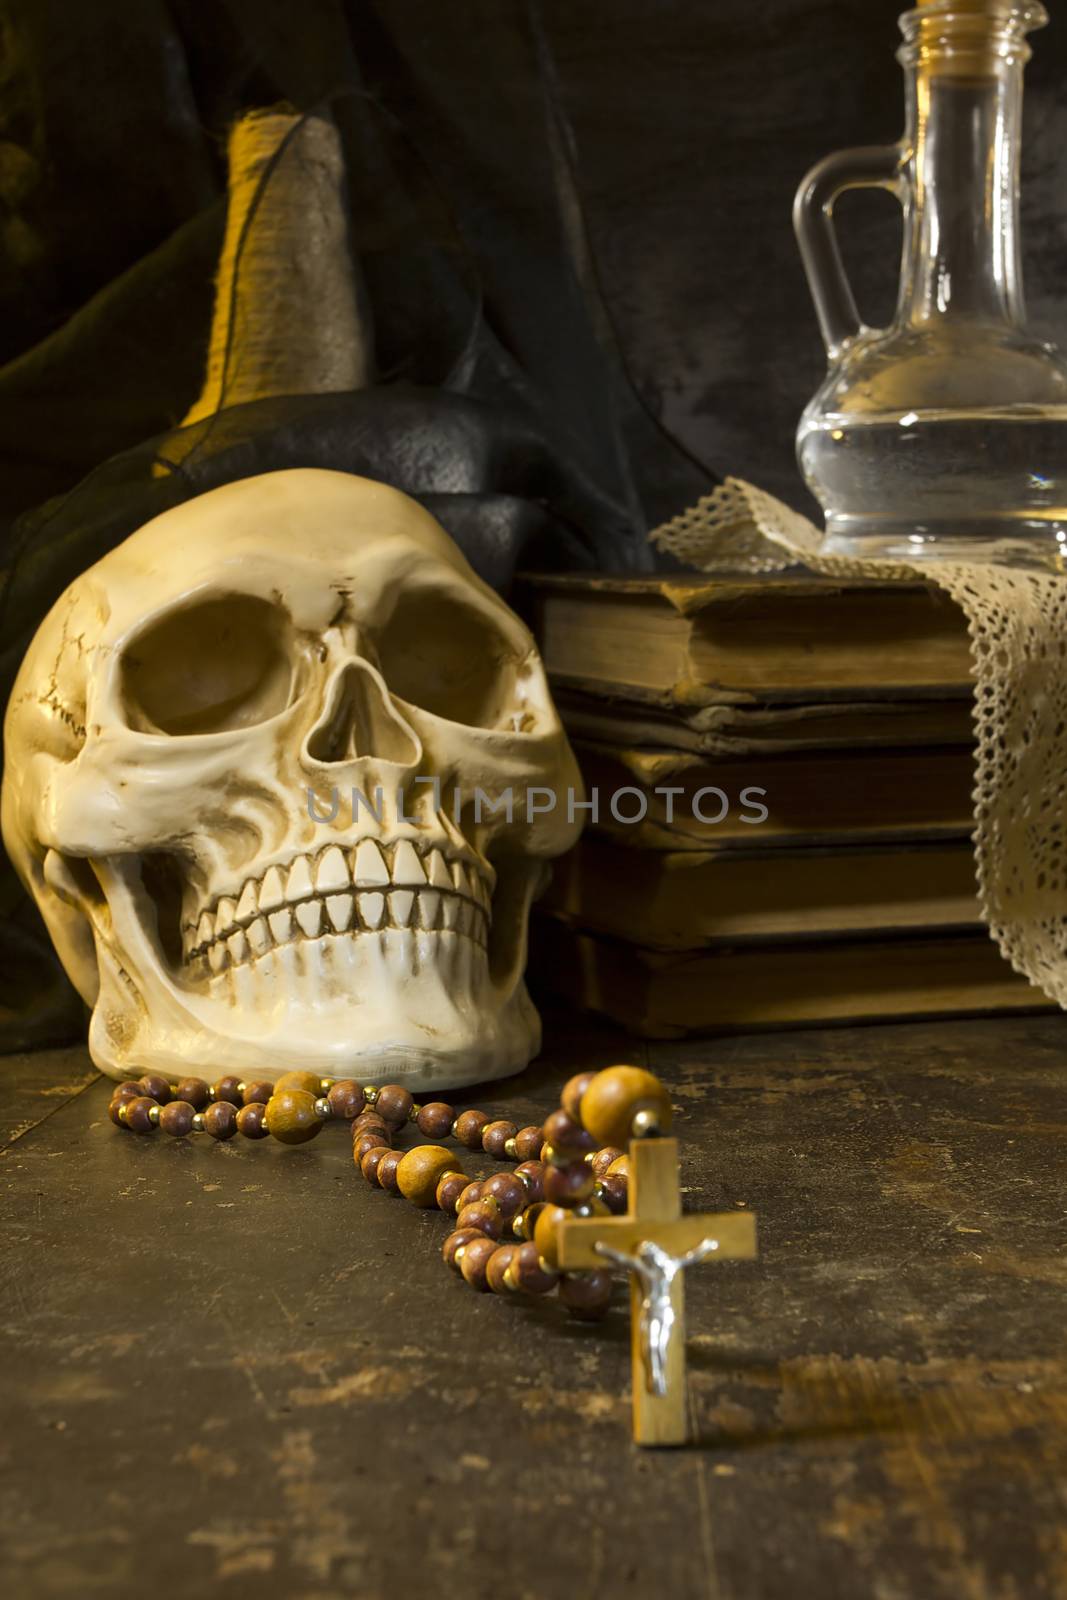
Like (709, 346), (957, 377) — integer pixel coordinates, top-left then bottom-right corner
(518, 571), (1050, 1036)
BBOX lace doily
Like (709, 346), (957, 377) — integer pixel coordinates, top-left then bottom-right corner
(651, 479), (1067, 1007)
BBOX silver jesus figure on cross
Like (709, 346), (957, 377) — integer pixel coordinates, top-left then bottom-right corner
(595, 1236), (720, 1396)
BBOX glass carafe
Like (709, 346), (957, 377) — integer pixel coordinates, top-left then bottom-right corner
(795, 0), (1067, 568)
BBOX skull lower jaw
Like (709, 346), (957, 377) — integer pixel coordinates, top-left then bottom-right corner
(83, 855), (541, 1090)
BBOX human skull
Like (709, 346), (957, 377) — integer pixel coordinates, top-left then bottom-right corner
(2, 469), (581, 1089)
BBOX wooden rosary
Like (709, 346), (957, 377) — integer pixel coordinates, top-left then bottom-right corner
(109, 1063), (758, 1446)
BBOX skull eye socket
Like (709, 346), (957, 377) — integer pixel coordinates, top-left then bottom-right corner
(375, 587), (523, 729)
(121, 594), (295, 736)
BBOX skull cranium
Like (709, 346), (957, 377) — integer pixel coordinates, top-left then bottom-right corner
(2, 469), (581, 1089)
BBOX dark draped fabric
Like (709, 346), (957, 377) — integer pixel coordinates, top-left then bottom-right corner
(0, 0), (1065, 1044)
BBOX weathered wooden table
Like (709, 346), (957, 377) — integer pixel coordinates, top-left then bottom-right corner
(2, 1011), (1064, 1599)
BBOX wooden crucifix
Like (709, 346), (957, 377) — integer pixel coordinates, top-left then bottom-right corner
(554, 1135), (757, 1447)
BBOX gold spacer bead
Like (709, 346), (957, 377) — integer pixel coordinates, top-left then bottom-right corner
(236, 1082), (247, 1096)
(512, 1213), (527, 1240)
(584, 1150), (596, 1164)
(117, 1102), (129, 1124)
(542, 1142), (559, 1165)
(191, 1112), (205, 1132)
(320, 1078), (335, 1093)
(504, 1136), (518, 1160)
(148, 1104), (161, 1126)
(364, 1086), (379, 1105)
(632, 1107), (662, 1139)
(409, 1103), (422, 1122)
(313, 1097), (331, 1120)
(503, 1260), (521, 1292)
(454, 1243), (469, 1268)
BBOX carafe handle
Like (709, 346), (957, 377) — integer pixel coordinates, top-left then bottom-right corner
(793, 144), (905, 359)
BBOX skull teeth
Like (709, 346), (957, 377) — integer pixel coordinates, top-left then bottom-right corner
(287, 857), (314, 899)
(361, 891), (385, 930)
(353, 837), (389, 887)
(317, 845), (349, 893)
(185, 840), (491, 967)
(389, 889), (415, 930)
(260, 865), (285, 911)
(326, 892), (354, 933)
(393, 839), (426, 885)
(235, 880), (258, 923)
(428, 851), (452, 890)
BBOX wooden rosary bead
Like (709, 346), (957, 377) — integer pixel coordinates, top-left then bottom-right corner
(265, 1089), (324, 1145)
(351, 1111), (388, 1136)
(326, 1080), (365, 1119)
(481, 1119), (518, 1158)
(514, 1125), (544, 1161)
(274, 1070), (323, 1098)
(532, 1203), (569, 1269)
(561, 1070), (597, 1121)
(397, 1146), (462, 1208)
(138, 1073), (172, 1104)
(108, 1089), (140, 1126)
(459, 1235), (498, 1291)
(515, 1201), (547, 1242)
(353, 1131), (390, 1164)
(481, 1172), (526, 1219)
(598, 1173), (629, 1214)
(435, 1170), (470, 1213)
(376, 1149), (403, 1192)
(360, 1146), (390, 1185)
(453, 1109), (491, 1149)
(559, 1269), (614, 1321)
(514, 1160), (545, 1202)
(507, 1241), (560, 1295)
(457, 1200), (504, 1240)
(159, 1101), (196, 1137)
(579, 1066), (672, 1148)
(543, 1161), (596, 1207)
(542, 1108), (596, 1158)
(211, 1075), (244, 1107)
(236, 1103), (269, 1140)
(591, 1146), (625, 1179)
(456, 1180), (484, 1211)
(443, 1227), (482, 1272)
(175, 1076), (210, 1110)
(486, 1245), (518, 1295)
(416, 1102), (454, 1139)
(203, 1101), (238, 1140)
(375, 1085), (414, 1127)
(123, 1096), (157, 1133)
(241, 1079), (275, 1106)
(606, 1154), (629, 1180)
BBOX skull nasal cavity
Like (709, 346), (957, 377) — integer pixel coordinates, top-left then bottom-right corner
(307, 661), (419, 766)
